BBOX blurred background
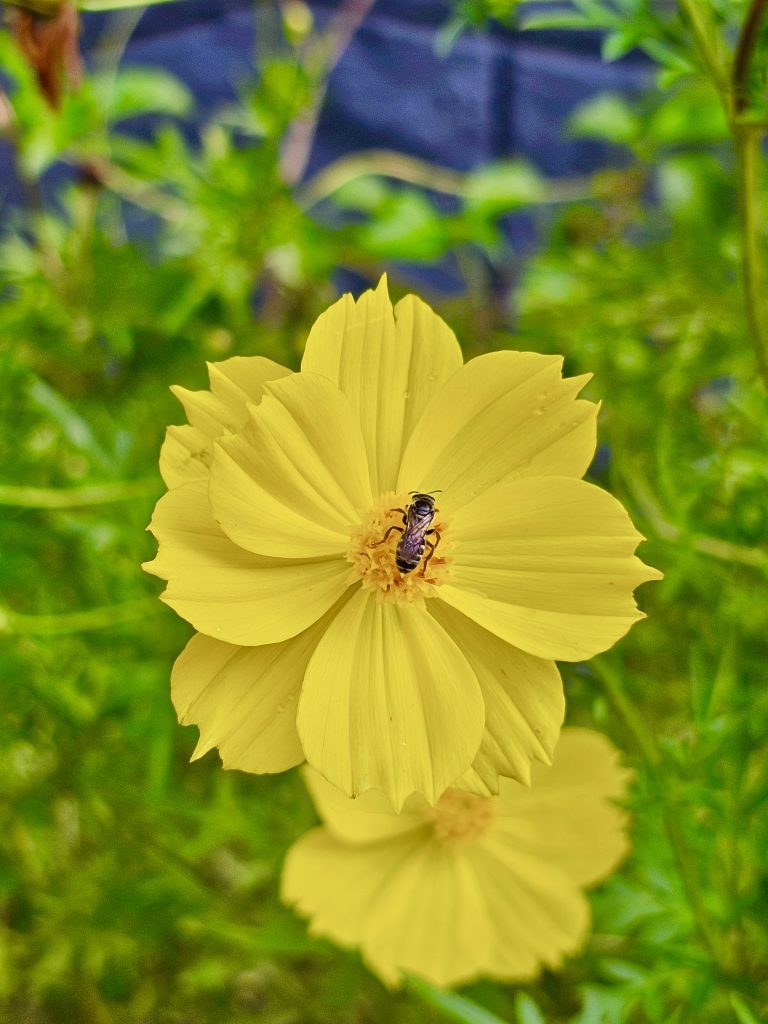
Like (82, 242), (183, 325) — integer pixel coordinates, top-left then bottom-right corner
(1, 1), (767, 1021)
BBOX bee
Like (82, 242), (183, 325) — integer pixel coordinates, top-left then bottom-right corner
(374, 491), (442, 575)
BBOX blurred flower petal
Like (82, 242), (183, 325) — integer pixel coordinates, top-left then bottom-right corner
(283, 729), (629, 987)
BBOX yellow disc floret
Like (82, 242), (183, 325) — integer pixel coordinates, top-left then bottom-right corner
(346, 491), (453, 605)
(431, 789), (494, 842)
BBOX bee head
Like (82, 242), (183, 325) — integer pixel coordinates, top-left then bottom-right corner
(408, 491), (439, 515)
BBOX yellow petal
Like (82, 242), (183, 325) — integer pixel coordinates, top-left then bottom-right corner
(161, 356), (291, 488)
(429, 602), (564, 792)
(296, 589), (484, 808)
(159, 424), (212, 489)
(171, 619), (336, 775)
(143, 480), (350, 645)
(281, 828), (423, 948)
(396, 351), (597, 511)
(493, 728), (632, 886)
(209, 373), (372, 559)
(302, 766), (430, 844)
(357, 840), (492, 987)
(282, 729), (628, 988)
(171, 356), (292, 436)
(364, 840), (587, 986)
(440, 476), (663, 661)
(462, 839), (590, 980)
(301, 277), (463, 493)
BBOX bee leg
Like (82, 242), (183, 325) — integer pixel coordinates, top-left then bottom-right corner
(419, 530), (442, 576)
(387, 507), (407, 525)
(372, 525), (404, 547)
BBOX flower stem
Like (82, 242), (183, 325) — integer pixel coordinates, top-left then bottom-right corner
(0, 478), (159, 508)
(675, 0), (768, 389)
(731, 0), (768, 389)
(734, 125), (768, 389)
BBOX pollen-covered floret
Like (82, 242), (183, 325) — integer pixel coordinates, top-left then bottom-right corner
(346, 491), (454, 604)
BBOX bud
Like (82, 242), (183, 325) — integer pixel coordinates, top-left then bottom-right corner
(282, 0), (313, 45)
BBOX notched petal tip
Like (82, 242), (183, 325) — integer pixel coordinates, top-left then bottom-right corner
(374, 272), (390, 295)
(568, 370), (593, 393)
(190, 733), (216, 762)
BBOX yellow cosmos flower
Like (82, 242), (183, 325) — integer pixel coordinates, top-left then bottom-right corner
(281, 728), (631, 988)
(143, 277), (660, 808)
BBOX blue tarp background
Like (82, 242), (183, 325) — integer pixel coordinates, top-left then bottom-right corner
(2, 1), (651, 192)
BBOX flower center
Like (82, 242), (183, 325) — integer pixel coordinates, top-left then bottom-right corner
(346, 491), (453, 605)
(431, 790), (494, 842)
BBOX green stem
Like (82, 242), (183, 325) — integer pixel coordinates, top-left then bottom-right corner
(731, 0), (768, 389)
(732, 0), (768, 117)
(0, 478), (159, 508)
(591, 658), (661, 769)
(619, 463), (768, 573)
(590, 658), (724, 966)
(675, 0), (768, 388)
(0, 598), (158, 635)
(734, 126), (768, 389)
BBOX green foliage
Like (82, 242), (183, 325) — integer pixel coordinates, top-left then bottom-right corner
(1, 2), (768, 1023)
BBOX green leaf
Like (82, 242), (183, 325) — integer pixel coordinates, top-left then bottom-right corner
(568, 93), (639, 145)
(730, 993), (763, 1024)
(520, 11), (593, 30)
(330, 175), (390, 213)
(463, 160), (545, 216)
(515, 992), (547, 1024)
(104, 67), (194, 122)
(358, 190), (447, 260)
(601, 30), (637, 62)
(408, 977), (512, 1024)
(571, 986), (632, 1024)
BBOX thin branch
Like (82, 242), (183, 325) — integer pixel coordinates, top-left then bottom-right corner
(297, 148), (591, 209)
(279, 0), (377, 186)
